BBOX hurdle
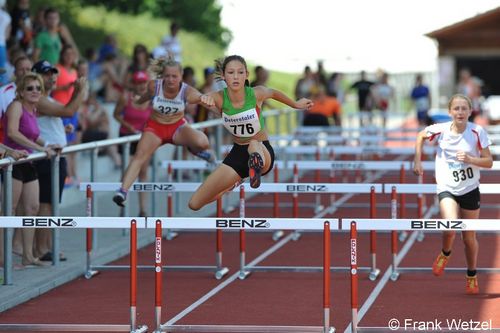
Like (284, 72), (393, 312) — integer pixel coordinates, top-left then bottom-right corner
(153, 217), (335, 333)
(383, 183), (500, 279)
(80, 183), (230, 280)
(233, 182), (383, 280)
(347, 219), (500, 333)
(0, 217), (147, 333)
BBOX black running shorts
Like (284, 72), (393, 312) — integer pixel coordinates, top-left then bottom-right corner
(223, 140), (275, 179)
(438, 187), (480, 210)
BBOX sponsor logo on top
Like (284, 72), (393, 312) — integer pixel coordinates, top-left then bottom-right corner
(22, 218), (77, 227)
(132, 183), (175, 191)
(331, 162), (365, 170)
(410, 220), (465, 230)
(216, 219), (270, 229)
(286, 185), (327, 192)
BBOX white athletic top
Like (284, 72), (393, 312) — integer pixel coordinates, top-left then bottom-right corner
(426, 121), (491, 196)
(0, 82), (16, 117)
(151, 80), (187, 119)
(37, 96), (67, 146)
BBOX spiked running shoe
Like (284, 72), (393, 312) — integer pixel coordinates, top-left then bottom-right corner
(466, 275), (479, 294)
(112, 188), (127, 207)
(432, 252), (450, 277)
(248, 152), (264, 189)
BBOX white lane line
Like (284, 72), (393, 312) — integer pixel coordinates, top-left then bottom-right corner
(165, 232), (297, 325)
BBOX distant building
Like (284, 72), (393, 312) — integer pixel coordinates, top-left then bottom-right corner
(426, 7), (500, 101)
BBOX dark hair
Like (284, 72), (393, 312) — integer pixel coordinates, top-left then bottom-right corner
(215, 55), (250, 86)
(44, 7), (59, 19)
(183, 66), (195, 80)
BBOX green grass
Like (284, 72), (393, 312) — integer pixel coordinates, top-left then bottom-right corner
(74, 6), (225, 81)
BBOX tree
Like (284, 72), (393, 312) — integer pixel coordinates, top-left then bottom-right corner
(71, 0), (231, 47)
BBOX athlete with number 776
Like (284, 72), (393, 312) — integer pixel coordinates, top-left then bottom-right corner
(188, 55), (313, 211)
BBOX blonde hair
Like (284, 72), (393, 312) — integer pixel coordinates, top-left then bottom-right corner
(448, 94), (472, 110)
(148, 54), (182, 79)
(16, 73), (45, 99)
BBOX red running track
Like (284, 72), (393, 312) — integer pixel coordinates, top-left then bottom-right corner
(1, 166), (499, 332)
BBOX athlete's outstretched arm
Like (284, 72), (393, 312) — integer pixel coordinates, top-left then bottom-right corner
(254, 86), (313, 110)
(185, 86), (216, 108)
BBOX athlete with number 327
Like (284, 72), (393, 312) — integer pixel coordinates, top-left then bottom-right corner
(188, 55), (313, 211)
(413, 94), (492, 294)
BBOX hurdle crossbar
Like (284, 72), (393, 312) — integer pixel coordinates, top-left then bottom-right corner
(81, 182), (383, 194)
(384, 183), (500, 194)
(83, 186), (228, 280)
(0, 217), (147, 333)
(155, 219), (335, 333)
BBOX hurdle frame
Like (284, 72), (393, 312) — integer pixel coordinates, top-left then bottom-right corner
(232, 183), (383, 279)
(384, 183), (500, 278)
(0, 217), (147, 333)
(347, 219), (500, 333)
(153, 217), (335, 333)
(81, 183), (230, 280)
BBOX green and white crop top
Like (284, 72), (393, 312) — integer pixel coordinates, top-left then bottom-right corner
(151, 80), (187, 119)
(221, 86), (265, 138)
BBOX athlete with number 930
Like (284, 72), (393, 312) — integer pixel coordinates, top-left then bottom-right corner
(188, 55), (313, 211)
(413, 94), (492, 294)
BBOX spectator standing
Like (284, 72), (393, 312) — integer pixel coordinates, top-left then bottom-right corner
(250, 66), (269, 87)
(123, 44), (149, 90)
(411, 73), (431, 126)
(53, 45), (79, 187)
(4, 73), (57, 267)
(350, 70), (374, 111)
(33, 8), (62, 65)
(32, 60), (86, 261)
(372, 72), (394, 129)
(294, 66), (316, 99)
(8, 0), (33, 55)
(0, 56), (32, 141)
(303, 86), (342, 127)
(153, 22), (182, 61)
(113, 70), (152, 216)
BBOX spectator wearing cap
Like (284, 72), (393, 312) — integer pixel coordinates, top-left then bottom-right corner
(123, 43), (149, 90)
(31, 59), (86, 262)
(113, 70), (151, 216)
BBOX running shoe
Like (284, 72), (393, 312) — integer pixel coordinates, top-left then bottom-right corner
(465, 275), (479, 294)
(432, 251), (450, 276)
(248, 152), (264, 188)
(112, 188), (127, 207)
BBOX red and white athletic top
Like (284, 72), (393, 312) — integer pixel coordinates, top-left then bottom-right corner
(425, 121), (491, 196)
